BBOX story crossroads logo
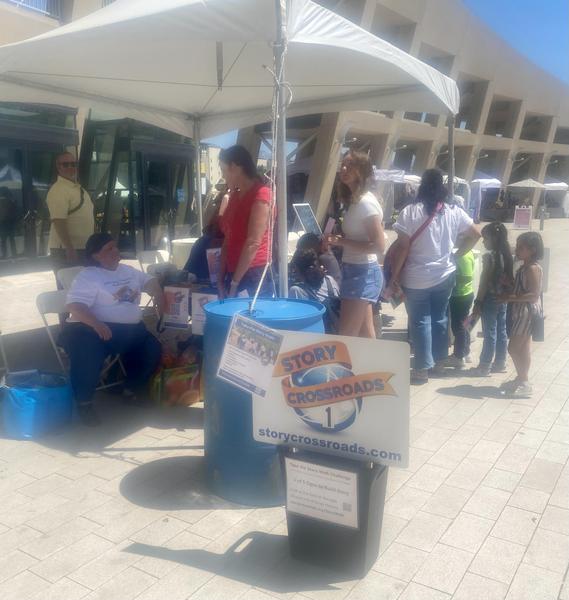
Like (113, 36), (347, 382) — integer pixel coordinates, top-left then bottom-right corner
(272, 341), (396, 433)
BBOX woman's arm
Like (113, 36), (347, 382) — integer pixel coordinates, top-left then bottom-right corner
(65, 302), (112, 340)
(455, 224), (481, 256)
(500, 264), (541, 304)
(143, 277), (165, 316)
(327, 215), (385, 256)
(230, 200), (270, 294)
(389, 233), (410, 287)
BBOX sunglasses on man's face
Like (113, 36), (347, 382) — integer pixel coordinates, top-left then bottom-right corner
(59, 161), (77, 168)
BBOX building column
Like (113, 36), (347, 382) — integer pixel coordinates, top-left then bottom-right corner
(304, 113), (348, 222)
(474, 81), (495, 135)
(236, 126), (262, 162)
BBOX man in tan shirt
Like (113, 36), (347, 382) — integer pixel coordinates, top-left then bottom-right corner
(47, 152), (95, 286)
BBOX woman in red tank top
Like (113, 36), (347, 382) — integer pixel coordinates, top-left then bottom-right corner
(218, 145), (274, 298)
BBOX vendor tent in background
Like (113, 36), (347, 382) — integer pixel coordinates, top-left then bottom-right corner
(508, 178), (546, 189)
(0, 0), (459, 294)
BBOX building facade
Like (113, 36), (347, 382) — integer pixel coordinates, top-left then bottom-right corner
(1, 0), (568, 264)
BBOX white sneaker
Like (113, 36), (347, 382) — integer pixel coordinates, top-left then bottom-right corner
(464, 354), (472, 364)
(510, 382), (533, 398)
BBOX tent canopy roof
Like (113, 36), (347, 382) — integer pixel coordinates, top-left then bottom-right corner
(508, 178), (546, 189)
(0, 0), (459, 138)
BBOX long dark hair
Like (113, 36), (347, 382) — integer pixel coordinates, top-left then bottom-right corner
(416, 168), (448, 215)
(292, 249), (325, 289)
(219, 145), (259, 180)
(336, 150), (373, 205)
(482, 221), (514, 282)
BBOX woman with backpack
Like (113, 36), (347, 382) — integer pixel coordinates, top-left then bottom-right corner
(326, 151), (385, 338)
(385, 169), (480, 385)
(289, 248), (340, 333)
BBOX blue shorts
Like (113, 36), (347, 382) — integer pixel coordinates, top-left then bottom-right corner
(340, 262), (383, 302)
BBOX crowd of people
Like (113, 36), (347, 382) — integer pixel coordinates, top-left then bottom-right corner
(43, 143), (544, 425)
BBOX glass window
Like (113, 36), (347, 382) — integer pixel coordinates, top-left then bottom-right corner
(0, 103), (75, 129)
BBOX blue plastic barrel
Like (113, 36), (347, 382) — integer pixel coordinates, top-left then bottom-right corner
(203, 298), (325, 506)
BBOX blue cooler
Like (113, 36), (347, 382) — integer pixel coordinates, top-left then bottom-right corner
(203, 298), (325, 506)
(2, 371), (73, 439)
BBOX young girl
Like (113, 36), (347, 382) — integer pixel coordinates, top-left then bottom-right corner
(471, 222), (514, 376)
(499, 232), (544, 398)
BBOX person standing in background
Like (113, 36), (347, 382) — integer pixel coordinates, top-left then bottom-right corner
(47, 152), (94, 287)
(447, 249), (475, 369)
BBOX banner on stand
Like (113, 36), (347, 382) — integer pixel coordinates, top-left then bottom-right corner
(253, 332), (410, 467)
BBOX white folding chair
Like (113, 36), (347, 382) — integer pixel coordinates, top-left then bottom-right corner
(56, 266), (84, 290)
(36, 290), (125, 390)
(137, 250), (170, 273)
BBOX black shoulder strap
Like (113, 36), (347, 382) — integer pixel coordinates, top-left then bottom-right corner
(68, 188), (85, 216)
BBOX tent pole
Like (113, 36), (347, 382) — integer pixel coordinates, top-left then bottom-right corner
(193, 120), (204, 234)
(275, 0), (288, 296)
(447, 113), (455, 200)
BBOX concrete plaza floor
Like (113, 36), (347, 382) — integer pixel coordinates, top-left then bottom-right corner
(0, 219), (568, 600)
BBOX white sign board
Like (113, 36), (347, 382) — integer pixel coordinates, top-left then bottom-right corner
(513, 206), (533, 230)
(217, 314), (284, 397)
(163, 286), (190, 329)
(253, 332), (410, 467)
(191, 291), (218, 335)
(285, 457), (358, 529)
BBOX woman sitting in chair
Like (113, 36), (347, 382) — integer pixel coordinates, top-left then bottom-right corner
(60, 233), (164, 426)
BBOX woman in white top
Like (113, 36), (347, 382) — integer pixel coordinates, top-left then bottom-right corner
(60, 233), (164, 426)
(327, 151), (385, 338)
(388, 169), (480, 384)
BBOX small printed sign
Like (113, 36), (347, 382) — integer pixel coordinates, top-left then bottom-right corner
(285, 457), (358, 529)
(513, 206), (533, 230)
(217, 314), (284, 397)
(163, 286), (190, 329)
(191, 290), (218, 335)
(253, 332), (410, 467)
(206, 248), (222, 285)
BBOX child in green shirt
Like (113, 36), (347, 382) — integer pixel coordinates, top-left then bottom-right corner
(448, 250), (475, 368)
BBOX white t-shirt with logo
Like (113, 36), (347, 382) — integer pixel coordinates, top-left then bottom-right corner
(393, 202), (474, 290)
(342, 191), (383, 264)
(66, 264), (153, 324)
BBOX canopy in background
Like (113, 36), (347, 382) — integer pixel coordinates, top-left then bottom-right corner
(508, 178), (545, 189)
(544, 181), (569, 191)
(471, 178), (502, 189)
(0, 0), (460, 138)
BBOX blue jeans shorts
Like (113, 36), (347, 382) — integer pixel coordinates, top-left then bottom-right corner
(340, 262), (383, 302)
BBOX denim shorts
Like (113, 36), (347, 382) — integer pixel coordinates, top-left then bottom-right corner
(340, 262), (383, 302)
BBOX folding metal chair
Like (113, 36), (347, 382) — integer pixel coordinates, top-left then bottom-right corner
(137, 250), (170, 273)
(36, 290), (126, 390)
(56, 266), (84, 290)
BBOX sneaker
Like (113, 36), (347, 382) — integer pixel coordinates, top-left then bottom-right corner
(500, 379), (519, 391)
(411, 369), (429, 385)
(78, 404), (101, 427)
(443, 355), (466, 370)
(470, 363), (491, 377)
(464, 354), (473, 364)
(430, 362), (448, 377)
(491, 362), (508, 373)
(509, 382), (533, 398)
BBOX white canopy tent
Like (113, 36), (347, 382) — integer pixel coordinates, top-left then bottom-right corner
(508, 178), (546, 190)
(0, 0), (460, 294)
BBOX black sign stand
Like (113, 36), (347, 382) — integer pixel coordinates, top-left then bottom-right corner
(280, 447), (388, 578)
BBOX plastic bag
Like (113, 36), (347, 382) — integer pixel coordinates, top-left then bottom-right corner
(150, 364), (201, 406)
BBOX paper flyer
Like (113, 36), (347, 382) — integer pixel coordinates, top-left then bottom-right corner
(206, 247), (222, 284)
(217, 314), (284, 397)
(163, 286), (190, 329)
